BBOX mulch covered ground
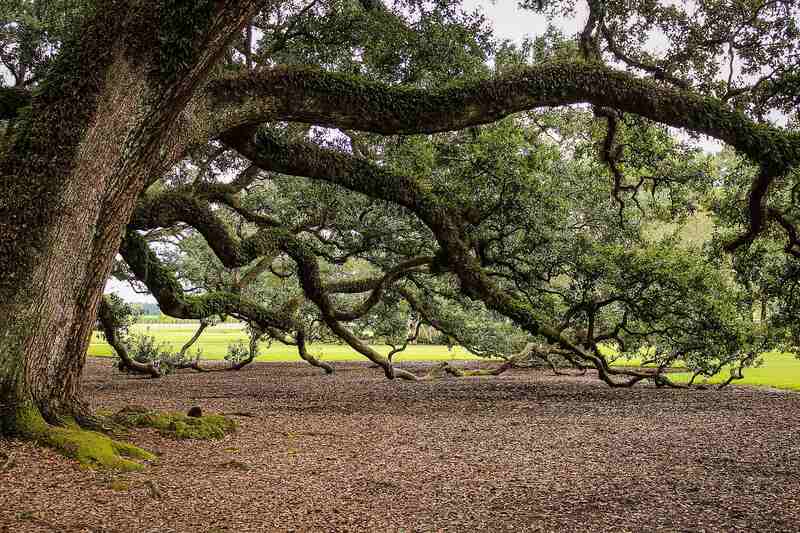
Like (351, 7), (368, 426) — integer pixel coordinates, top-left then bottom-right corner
(1, 358), (799, 532)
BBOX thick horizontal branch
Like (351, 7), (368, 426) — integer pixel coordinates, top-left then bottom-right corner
(206, 61), (800, 174)
(221, 128), (433, 213)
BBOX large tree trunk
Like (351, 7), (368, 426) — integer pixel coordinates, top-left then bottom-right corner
(0, 59), (164, 430)
(1, 7), (132, 430)
(0, 1), (254, 441)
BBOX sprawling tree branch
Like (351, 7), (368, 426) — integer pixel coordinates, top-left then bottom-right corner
(128, 192), (423, 378)
(119, 229), (294, 331)
(109, 2), (796, 388)
(220, 127), (432, 212)
(97, 297), (161, 378)
(205, 62), (800, 175)
(221, 127), (685, 386)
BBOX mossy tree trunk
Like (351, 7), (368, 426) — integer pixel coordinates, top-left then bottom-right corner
(0, 0), (255, 442)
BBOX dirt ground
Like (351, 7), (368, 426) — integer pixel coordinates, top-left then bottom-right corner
(1, 358), (799, 532)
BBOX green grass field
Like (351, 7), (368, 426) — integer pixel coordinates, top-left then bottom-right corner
(605, 348), (800, 391)
(89, 324), (800, 391)
(88, 324), (478, 362)
(668, 351), (800, 391)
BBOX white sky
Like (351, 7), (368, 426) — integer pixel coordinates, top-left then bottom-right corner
(464, 0), (584, 41)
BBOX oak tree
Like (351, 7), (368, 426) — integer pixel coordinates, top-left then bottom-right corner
(2, 0), (799, 466)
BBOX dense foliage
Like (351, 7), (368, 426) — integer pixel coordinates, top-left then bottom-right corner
(4, 0), (800, 388)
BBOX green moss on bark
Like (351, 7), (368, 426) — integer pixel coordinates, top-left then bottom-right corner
(10, 402), (155, 471)
(209, 61), (800, 175)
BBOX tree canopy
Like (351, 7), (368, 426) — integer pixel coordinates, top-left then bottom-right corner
(100, 0), (800, 386)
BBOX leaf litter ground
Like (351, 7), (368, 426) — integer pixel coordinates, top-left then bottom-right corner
(1, 359), (799, 532)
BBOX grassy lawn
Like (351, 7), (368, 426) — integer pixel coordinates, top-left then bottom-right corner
(603, 345), (800, 391)
(88, 323), (478, 362)
(89, 323), (800, 390)
(608, 352), (800, 391)
(668, 351), (800, 391)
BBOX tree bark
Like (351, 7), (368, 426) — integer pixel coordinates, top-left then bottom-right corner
(0, 0), (256, 438)
(0, 10), (151, 429)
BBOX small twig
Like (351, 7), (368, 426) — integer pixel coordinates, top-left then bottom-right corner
(0, 451), (14, 471)
(144, 480), (163, 500)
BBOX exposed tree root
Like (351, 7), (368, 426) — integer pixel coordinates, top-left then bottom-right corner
(376, 361), (515, 381)
(392, 367), (421, 380)
(410, 361), (514, 380)
(10, 403), (156, 471)
(175, 356), (258, 373)
(434, 360), (514, 377)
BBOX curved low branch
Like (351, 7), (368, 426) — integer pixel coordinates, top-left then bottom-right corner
(97, 297), (161, 378)
(119, 230), (347, 375)
(178, 320), (211, 358)
(179, 327), (264, 373)
(119, 229), (295, 332)
(206, 61), (800, 174)
(276, 233), (416, 380)
(296, 329), (335, 374)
